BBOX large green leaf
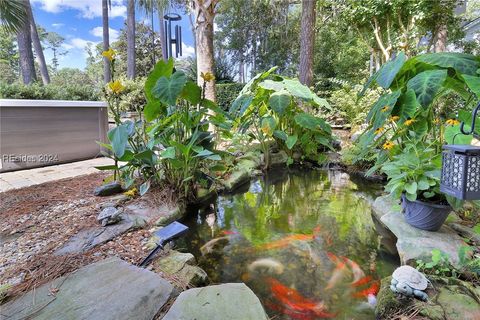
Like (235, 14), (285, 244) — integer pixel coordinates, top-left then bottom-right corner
(240, 66), (278, 94)
(261, 116), (276, 136)
(377, 52), (406, 89)
(406, 70), (447, 107)
(180, 81), (202, 105)
(417, 53), (479, 76)
(396, 89), (418, 122)
(144, 101), (164, 122)
(462, 74), (480, 98)
(367, 90), (401, 128)
(283, 79), (312, 100)
(152, 71), (187, 105)
(286, 134), (298, 150)
(229, 94), (253, 116)
(145, 58), (174, 102)
(259, 80), (285, 91)
(294, 113), (330, 133)
(107, 125), (129, 158)
(268, 91), (291, 115)
(444, 124), (472, 145)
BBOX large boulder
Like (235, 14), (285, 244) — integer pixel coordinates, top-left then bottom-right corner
(163, 283), (269, 320)
(372, 196), (466, 267)
(376, 275), (480, 320)
(0, 257), (173, 320)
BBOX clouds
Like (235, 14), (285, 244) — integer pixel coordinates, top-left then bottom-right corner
(62, 38), (94, 51)
(90, 27), (120, 42)
(31, 0), (126, 19)
(51, 23), (64, 29)
(182, 42), (195, 57)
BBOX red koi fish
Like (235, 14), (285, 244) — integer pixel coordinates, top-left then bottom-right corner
(313, 225), (322, 235)
(257, 234), (314, 250)
(352, 280), (380, 298)
(266, 278), (336, 319)
(351, 275), (373, 287)
(221, 230), (237, 235)
(265, 300), (336, 320)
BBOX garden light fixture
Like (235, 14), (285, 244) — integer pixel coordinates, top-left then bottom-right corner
(440, 101), (480, 200)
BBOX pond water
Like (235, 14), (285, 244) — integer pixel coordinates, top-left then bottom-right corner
(180, 168), (399, 319)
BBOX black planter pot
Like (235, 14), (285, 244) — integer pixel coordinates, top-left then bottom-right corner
(400, 194), (452, 231)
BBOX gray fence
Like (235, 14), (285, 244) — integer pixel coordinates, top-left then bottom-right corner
(0, 99), (108, 172)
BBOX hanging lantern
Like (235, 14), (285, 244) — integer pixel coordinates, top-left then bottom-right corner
(440, 102), (480, 200)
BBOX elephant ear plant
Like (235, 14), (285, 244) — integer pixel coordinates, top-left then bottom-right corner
(98, 54), (226, 200)
(230, 67), (334, 169)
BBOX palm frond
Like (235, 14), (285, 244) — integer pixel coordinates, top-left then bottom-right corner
(0, 0), (28, 34)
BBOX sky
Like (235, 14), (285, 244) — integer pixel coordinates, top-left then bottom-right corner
(30, 0), (196, 70)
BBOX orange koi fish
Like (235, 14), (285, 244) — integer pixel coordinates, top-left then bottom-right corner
(266, 278), (336, 318)
(341, 256), (365, 284)
(351, 275), (373, 287)
(221, 230), (237, 235)
(265, 300), (336, 320)
(257, 234), (314, 250)
(352, 280), (380, 298)
(325, 252), (349, 290)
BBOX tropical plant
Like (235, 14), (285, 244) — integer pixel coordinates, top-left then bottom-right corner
(417, 247), (480, 279)
(354, 52), (480, 173)
(98, 54), (226, 200)
(230, 67), (333, 168)
(381, 140), (443, 202)
(0, 0), (27, 33)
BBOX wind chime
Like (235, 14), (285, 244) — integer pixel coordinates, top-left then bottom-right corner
(163, 12), (182, 59)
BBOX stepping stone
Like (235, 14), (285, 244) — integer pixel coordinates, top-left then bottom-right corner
(372, 196), (466, 267)
(0, 257), (173, 320)
(163, 283), (268, 320)
(155, 250), (207, 287)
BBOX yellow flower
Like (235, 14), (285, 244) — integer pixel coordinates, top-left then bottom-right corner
(404, 118), (415, 126)
(374, 127), (385, 135)
(102, 48), (116, 61)
(381, 106), (389, 112)
(446, 118), (460, 126)
(123, 187), (138, 197)
(389, 115), (400, 122)
(383, 141), (395, 150)
(109, 80), (125, 94)
(200, 71), (215, 82)
(434, 118), (440, 124)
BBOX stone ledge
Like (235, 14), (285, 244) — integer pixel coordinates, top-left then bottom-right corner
(372, 196), (466, 267)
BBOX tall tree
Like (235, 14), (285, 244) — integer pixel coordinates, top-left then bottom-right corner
(127, 0), (136, 79)
(17, 16), (36, 84)
(44, 32), (68, 72)
(26, 0), (49, 84)
(191, 0), (218, 102)
(102, 0), (111, 83)
(298, 0), (316, 86)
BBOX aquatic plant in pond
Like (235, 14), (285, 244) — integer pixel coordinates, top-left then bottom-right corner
(181, 169), (397, 319)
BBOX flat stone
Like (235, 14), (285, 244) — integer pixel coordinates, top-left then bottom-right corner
(97, 206), (122, 225)
(125, 195), (183, 226)
(54, 214), (145, 255)
(449, 223), (480, 246)
(94, 182), (123, 196)
(373, 196), (466, 267)
(1, 257), (173, 320)
(163, 283), (268, 320)
(156, 251), (207, 287)
(269, 150), (289, 166)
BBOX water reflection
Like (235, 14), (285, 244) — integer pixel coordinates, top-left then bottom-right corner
(182, 169), (397, 319)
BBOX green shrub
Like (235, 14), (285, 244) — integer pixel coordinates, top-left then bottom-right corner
(0, 82), (100, 101)
(118, 77), (146, 112)
(216, 82), (244, 110)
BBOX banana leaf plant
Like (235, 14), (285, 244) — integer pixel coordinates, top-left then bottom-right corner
(230, 67), (334, 169)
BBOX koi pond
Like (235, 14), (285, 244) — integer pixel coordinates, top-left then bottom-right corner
(180, 169), (399, 319)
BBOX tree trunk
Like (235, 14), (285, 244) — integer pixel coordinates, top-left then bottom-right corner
(102, 0), (111, 83)
(434, 24), (447, 52)
(126, 0), (135, 79)
(194, 0), (216, 102)
(298, 0), (316, 87)
(17, 18), (36, 84)
(26, 0), (49, 84)
(158, 9), (167, 61)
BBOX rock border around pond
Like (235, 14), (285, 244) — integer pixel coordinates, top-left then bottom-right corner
(372, 195), (466, 267)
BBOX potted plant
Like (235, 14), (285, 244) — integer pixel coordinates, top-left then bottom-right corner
(381, 141), (451, 231)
